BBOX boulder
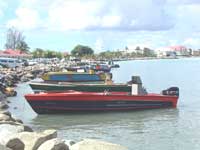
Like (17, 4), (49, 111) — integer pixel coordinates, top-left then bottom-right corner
(70, 139), (128, 150)
(0, 121), (22, 126)
(0, 144), (11, 150)
(0, 114), (13, 122)
(0, 102), (9, 109)
(0, 124), (25, 146)
(65, 140), (76, 147)
(0, 124), (25, 134)
(0, 123), (33, 142)
(15, 118), (23, 124)
(0, 110), (11, 117)
(0, 92), (6, 101)
(1, 136), (24, 150)
(20, 76), (29, 82)
(16, 129), (57, 150)
(23, 125), (33, 132)
(38, 138), (69, 150)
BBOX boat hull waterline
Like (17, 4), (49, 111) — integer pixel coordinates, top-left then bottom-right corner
(25, 91), (178, 114)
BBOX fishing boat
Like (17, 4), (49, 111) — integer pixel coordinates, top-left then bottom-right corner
(29, 76), (145, 92)
(24, 86), (179, 114)
(88, 64), (111, 72)
(108, 60), (120, 68)
(29, 81), (132, 92)
(41, 71), (108, 82)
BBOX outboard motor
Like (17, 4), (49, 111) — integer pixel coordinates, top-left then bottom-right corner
(128, 76), (147, 95)
(127, 76), (142, 84)
(162, 87), (179, 97)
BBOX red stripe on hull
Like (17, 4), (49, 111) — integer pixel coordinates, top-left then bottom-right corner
(25, 92), (178, 108)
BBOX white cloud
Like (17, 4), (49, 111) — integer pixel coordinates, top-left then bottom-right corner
(7, 7), (41, 30)
(4, 0), (200, 52)
(7, 0), (177, 31)
(101, 15), (121, 27)
(47, 1), (103, 30)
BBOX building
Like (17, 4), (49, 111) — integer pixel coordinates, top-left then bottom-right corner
(169, 46), (189, 56)
(156, 45), (189, 57)
(0, 49), (32, 58)
(192, 49), (200, 56)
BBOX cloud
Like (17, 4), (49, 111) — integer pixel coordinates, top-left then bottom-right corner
(5, 0), (200, 32)
(4, 0), (200, 50)
(6, 0), (177, 31)
(6, 7), (41, 30)
(47, 0), (174, 31)
(47, 1), (103, 30)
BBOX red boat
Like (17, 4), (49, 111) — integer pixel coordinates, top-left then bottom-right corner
(24, 87), (179, 114)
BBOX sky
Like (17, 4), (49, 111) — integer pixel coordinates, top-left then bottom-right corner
(1, 0), (200, 53)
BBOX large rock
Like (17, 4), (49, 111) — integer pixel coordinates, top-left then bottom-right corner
(0, 144), (11, 150)
(0, 91), (6, 101)
(0, 124), (25, 149)
(38, 138), (69, 150)
(23, 125), (34, 132)
(0, 102), (9, 109)
(0, 110), (12, 117)
(15, 118), (23, 124)
(0, 124), (25, 138)
(1, 136), (24, 150)
(65, 140), (76, 149)
(70, 139), (128, 150)
(16, 129), (57, 150)
(0, 114), (11, 121)
(0, 123), (33, 144)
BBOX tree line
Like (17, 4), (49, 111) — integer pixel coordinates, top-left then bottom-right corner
(4, 27), (156, 59)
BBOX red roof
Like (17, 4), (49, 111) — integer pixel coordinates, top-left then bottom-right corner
(169, 46), (187, 51)
(0, 49), (31, 57)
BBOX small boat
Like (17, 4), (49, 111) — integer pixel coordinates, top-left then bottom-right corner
(88, 64), (111, 72)
(29, 81), (132, 92)
(24, 87), (179, 114)
(29, 76), (144, 93)
(41, 71), (109, 82)
(108, 60), (120, 68)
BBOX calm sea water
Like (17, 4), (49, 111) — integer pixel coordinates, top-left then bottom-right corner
(8, 58), (200, 149)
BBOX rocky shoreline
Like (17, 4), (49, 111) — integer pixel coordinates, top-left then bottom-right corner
(0, 64), (128, 150)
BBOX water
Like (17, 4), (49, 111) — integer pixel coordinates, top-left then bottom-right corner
(8, 58), (200, 149)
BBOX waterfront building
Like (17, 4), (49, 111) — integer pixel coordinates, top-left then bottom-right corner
(156, 45), (190, 57)
(0, 49), (32, 58)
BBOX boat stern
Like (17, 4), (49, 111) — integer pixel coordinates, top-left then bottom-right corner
(162, 87), (179, 108)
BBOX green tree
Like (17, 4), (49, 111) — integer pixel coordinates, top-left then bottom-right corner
(71, 45), (94, 56)
(143, 47), (156, 57)
(32, 48), (45, 58)
(135, 46), (140, 50)
(5, 27), (29, 52)
(16, 41), (30, 52)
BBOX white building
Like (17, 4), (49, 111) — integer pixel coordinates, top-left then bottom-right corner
(156, 46), (189, 57)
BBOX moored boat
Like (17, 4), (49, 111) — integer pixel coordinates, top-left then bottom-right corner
(29, 76), (144, 93)
(24, 87), (179, 114)
(41, 71), (109, 82)
(29, 81), (132, 92)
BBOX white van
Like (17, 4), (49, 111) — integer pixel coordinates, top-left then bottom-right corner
(0, 57), (22, 68)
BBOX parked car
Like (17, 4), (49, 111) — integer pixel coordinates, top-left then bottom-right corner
(0, 57), (22, 68)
